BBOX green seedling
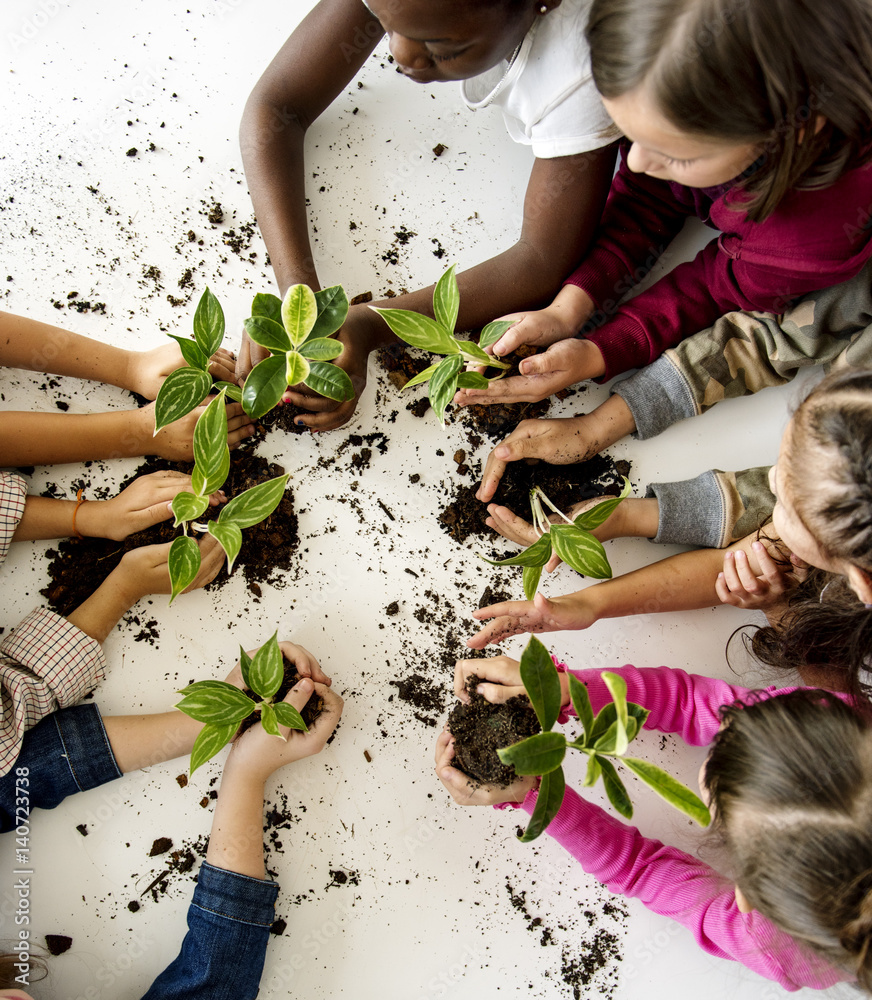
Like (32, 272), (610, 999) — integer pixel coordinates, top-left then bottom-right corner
(175, 634), (307, 774)
(241, 284), (354, 417)
(483, 479), (632, 599)
(153, 289), (288, 602)
(371, 264), (514, 426)
(498, 636), (711, 842)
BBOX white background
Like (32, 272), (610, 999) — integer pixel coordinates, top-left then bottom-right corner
(0, 2), (852, 998)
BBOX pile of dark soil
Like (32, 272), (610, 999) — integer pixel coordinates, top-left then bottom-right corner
(236, 654), (325, 737)
(41, 453), (299, 616)
(440, 452), (631, 545)
(447, 676), (540, 786)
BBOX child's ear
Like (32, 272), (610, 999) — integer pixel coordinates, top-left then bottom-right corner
(846, 565), (872, 606)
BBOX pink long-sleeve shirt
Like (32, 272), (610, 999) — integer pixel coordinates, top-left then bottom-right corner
(515, 664), (850, 991)
(565, 143), (872, 380)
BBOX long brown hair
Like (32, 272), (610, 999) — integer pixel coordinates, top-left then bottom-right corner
(0, 951), (46, 990)
(705, 689), (872, 987)
(586, 0), (872, 220)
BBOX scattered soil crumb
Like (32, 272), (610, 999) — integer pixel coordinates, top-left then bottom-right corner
(149, 837), (173, 857)
(175, 774), (188, 789)
(45, 935), (72, 956)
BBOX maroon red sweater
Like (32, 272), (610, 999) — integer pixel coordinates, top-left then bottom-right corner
(566, 142), (872, 380)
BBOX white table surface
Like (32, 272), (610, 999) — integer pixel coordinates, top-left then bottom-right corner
(0, 2), (853, 998)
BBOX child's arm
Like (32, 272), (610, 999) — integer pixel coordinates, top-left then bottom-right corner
(142, 670), (343, 999)
(0, 310), (236, 398)
(10, 470), (224, 543)
(521, 786), (845, 991)
(0, 535), (224, 777)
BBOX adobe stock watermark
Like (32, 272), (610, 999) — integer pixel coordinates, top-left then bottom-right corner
(7, 0), (75, 53)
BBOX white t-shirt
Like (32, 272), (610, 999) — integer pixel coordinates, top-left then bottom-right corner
(460, 0), (612, 159)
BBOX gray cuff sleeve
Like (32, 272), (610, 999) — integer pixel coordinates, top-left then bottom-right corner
(647, 471), (728, 548)
(612, 355), (696, 440)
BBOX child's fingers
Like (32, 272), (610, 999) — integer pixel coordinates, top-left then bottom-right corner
(278, 642), (331, 685)
(715, 572), (739, 606)
(721, 551), (748, 597)
(434, 730), (454, 766)
(454, 656), (523, 703)
(185, 535), (225, 591)
(733, 550), (763, 594)
(486, 504), (539, 546)
(545, 550), (562, 573)
(281, 388), (338, 412)
(752, 541), (787, 589)
(465, 616), (521, 650)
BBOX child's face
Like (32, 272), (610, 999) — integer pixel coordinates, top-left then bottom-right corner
(602, 88), (761, 188)
(368, 0), (537, 84)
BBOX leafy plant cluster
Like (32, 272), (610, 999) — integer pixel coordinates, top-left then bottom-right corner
(498, 637), (711, 842)
(154, 289), (289, 602)
(483, 479), (631, 599)
(176, 634), (307, 774)
(372, 264), (516, 425)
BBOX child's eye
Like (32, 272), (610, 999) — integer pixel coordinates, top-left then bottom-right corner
(664, 156), (697, 167)
(429, 50), (459, 63)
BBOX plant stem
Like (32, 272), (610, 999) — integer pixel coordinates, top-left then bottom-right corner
(534, 488), (575, 526)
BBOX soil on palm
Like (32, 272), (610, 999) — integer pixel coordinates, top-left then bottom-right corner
(41, 453), (299, 616)
(440, 451), (631, 544)
(448, 676), (540, 786)
(236, 654), (325, 736)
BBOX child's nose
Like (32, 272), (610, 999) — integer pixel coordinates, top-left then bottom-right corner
(626, 142), (662, 175)
(388, 32), (432, 71)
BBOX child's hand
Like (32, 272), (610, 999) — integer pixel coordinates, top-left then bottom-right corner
(227, 679), (343, 782)
(140, 398), (255, 460)
(280, 315), (369, 431)
(113, 533), (226, 602)
(435, 730), (536, 806)
(80, 471), (226, 541)
(231, 640), (333, 689)
(485, 305), (580, 360)
(476, 416), (602, 503)
(467, 592), (597, 649)
(454, 653), (572, 705)
(454, 339), (605, 408)
(715, 542), (804, 610)
(126, 343), (238, 400)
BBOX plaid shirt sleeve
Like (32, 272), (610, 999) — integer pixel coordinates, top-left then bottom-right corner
(0, 608), (107, 776)
(0, 472), (28, 568)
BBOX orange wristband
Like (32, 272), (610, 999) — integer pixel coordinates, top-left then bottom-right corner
(72, 488), (86, 539)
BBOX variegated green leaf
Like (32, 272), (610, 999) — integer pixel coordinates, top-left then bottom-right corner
(168, 535), (201, 605)
(458, 340), (495, 367)
(154, 368), (212, 433)
(260, 701), (282, 737)
(497, 732), (566, 776)
(297, 337), (343, 361)
(242, 355), (287, 419)
(274, 701), (308, 732)
(428, 353), (463, 426)
(309, 285), (349, 340)
(191, 392), (230, 496)
(480, 531), (553, 568)
(219, 474), (289, 530)
(208, 520), (243, 574)
(402, 362), (441, 391)
(622, 757), (711, 826)
(171, 491), (209, 527)
(519, 635), (562, 732)
(479, 319), (516, 351)
(599, 757), (633, 819)
(573, 478), (632, 531)
(239, 647), (254, 691)
(433, 263), (459, 334)
(189, 723), (237, 775)
(213, 380), (243, 403)
(193, 287), (225, 358)
(305, 361), (355, 402)
(175, 685), (254, 725)
(568, 674), (594, 741)
(244, 315), (292, 354)
(603, 671), (629, 752)
(281, 284), (318, 347)
(249, 632), (283, 700)
(166, 334), (209, 372)
(286, 350), (311, 387)
(522, 563), (543, 601)
(519, 766), (565, 842)
(370, 307), (459, 355)
(583, 752), (602, 787)
(549, 524), (613, 579)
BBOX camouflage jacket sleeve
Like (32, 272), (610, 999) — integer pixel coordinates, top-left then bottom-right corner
(612, 256), (872, 439)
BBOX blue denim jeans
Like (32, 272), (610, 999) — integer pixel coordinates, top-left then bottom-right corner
(0, 704), (278, 998)
(0, 703), (121, 832)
